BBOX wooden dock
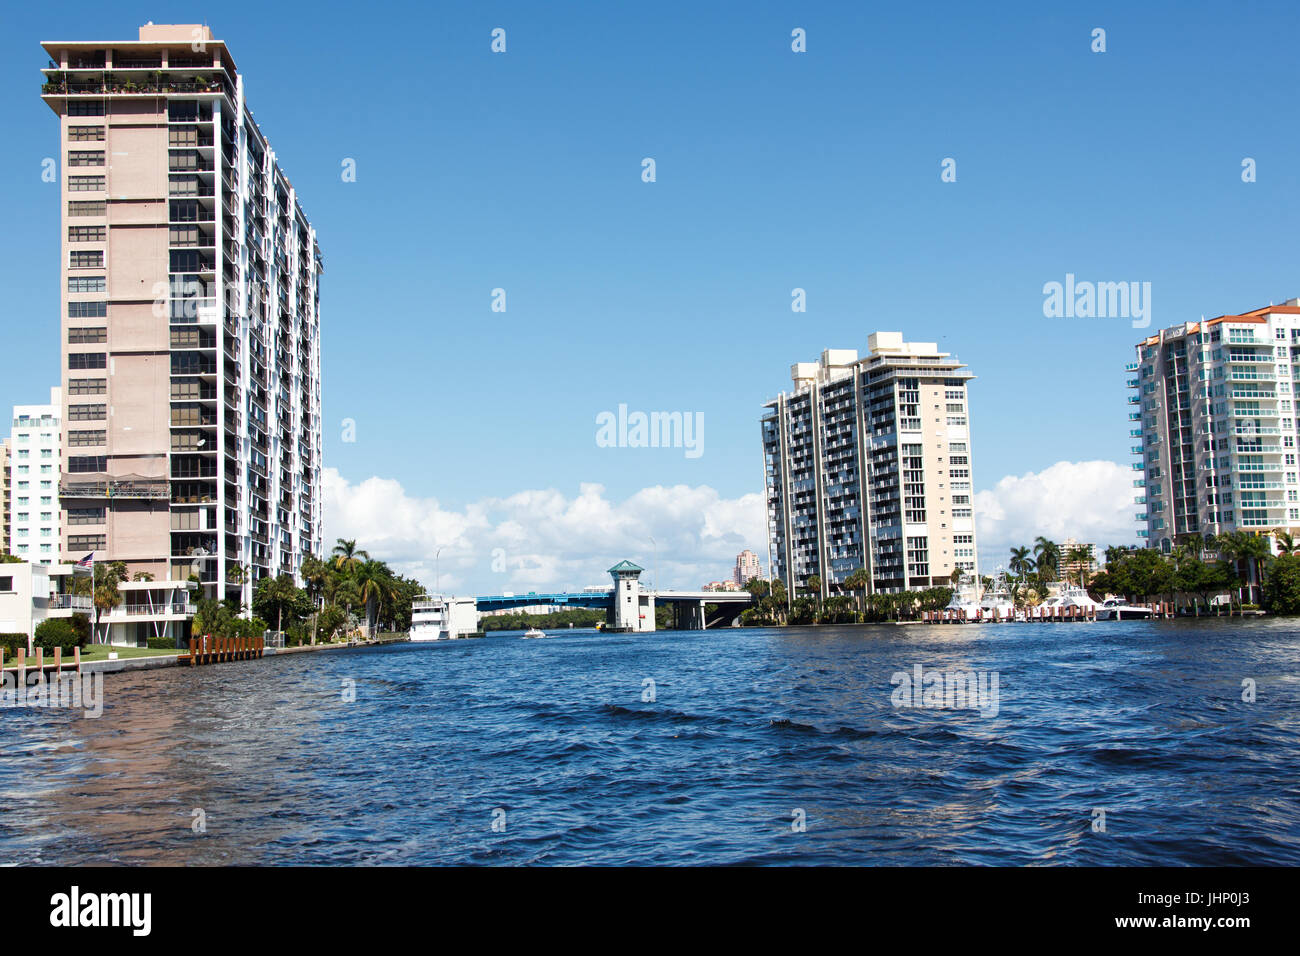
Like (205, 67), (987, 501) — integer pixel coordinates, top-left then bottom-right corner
(0, 646), (83, 676)
(178, 634), (265, 666)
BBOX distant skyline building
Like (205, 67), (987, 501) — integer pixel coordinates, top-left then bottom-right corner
(733, 548), (761, 587)
(762, 333), (978, 597)
(1057, 536), (1098, 581)
(40, 23), (324, 606)
(1131, 300), (1300, 550)
(6, 388), (62, 564)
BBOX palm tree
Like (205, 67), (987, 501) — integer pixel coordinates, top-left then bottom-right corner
(331, 538), (369, 575)
(259, 574), (301, 636)
(1274, 529), (1296, 556)
(805, 574), (822, 622)
(352, 560), (397, 637)
(844, 568), (869, 621)
(1033, 537), (1060, 582)
(1009, 546), (1034, 581)
(91, 561), (126, 644)
(226, 562), (249, 585)
(192, 597), (233, 638)
(1215, 531), (1270, 606)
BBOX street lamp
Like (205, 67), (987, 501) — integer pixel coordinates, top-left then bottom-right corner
(649, 536), (657, 594)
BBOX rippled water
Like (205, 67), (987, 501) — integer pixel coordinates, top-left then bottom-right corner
(2, 621), (1299, 865)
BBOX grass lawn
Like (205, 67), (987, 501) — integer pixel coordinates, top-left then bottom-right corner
(2, 644), (180, 668)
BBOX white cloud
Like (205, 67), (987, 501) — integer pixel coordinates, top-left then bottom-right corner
(974, 460), (1138, 569)
(322, 468), (765, 595)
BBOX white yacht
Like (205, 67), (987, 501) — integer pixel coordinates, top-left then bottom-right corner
(1095, 597), (1154, 621)
(522, 627), (546, 639)
(945, 571), (983, 620)
(1040, 582), (1100, 613)
(980, 568), (1015, 617)
(410, 595), (479, 641)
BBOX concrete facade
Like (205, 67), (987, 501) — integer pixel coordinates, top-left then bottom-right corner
(6, 390), (62, 565)
(1132, 300), (1300, 548)
(762, 333), (979, 597)
(41, 23), (324, 609)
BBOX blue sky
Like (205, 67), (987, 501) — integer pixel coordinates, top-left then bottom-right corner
(3, 1), (1299, 588)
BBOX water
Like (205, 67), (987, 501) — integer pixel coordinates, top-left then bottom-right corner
(2, 621), (1298, 865)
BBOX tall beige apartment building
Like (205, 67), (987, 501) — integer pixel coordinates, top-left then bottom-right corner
(41, 23), (323, 607)
(762, 333), (979, 596)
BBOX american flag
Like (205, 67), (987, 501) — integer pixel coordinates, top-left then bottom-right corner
(75, 552), (95, 570)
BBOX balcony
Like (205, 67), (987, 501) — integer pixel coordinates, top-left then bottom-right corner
(48, 595), (93, 611)
(61, 477), (168, 500)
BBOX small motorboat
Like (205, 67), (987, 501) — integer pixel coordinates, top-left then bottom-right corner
(522, 627), (546, 639)
(1095, 598), (1153, 621)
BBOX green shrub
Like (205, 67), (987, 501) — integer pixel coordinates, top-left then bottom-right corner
(0, 633), (28, 655)
(146, 636), (178, 650)
(34, 618), (78, 652)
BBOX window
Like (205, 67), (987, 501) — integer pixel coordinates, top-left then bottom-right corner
(67, 101), (105, 116)
(69, 352), (106, 369)
(68, 378), (106, 395)
(68, 301), (106, 318)
(68, 535), (106, 552)
(68, 126), (105, 141)
(68, 456), (106, 473)
(68, 276), (106, 293)
(68, 176), (105, 191)
(68, 508), (106, 525)
(68, 327), (106, 344)
(68, 430), (106, 447)
(69, 225), (106, 242)
(68, 404), (106, 421)
(69, 250), (104, 268)
(68, 200), (106, 217)
(68, 150), (104, 167)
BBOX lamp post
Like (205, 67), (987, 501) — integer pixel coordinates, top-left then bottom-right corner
(649, 536), (657, 595)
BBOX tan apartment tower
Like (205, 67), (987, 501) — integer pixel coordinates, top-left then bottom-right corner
(41, 23), (323, 606)
(761, 333), (979, 597)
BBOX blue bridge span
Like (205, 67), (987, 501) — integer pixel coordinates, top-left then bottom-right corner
(474, 591), (614, 614)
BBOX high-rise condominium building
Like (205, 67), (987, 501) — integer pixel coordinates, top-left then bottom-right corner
(1131, 300), (1300, 549)
(733, 549), (761, 587)
(0, 439), (10, 556)
(41, 23), (323, 606)
(762, 333), (978, 597)
(6, 390), (62, 565)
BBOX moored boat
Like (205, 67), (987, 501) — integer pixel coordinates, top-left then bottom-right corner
(1095, 597), (1153, 621)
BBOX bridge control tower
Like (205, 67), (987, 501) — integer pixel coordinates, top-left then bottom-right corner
(608, 560), (655, 632)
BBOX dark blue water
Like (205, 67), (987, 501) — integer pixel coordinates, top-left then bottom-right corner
(2, 621), (1298, 865)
